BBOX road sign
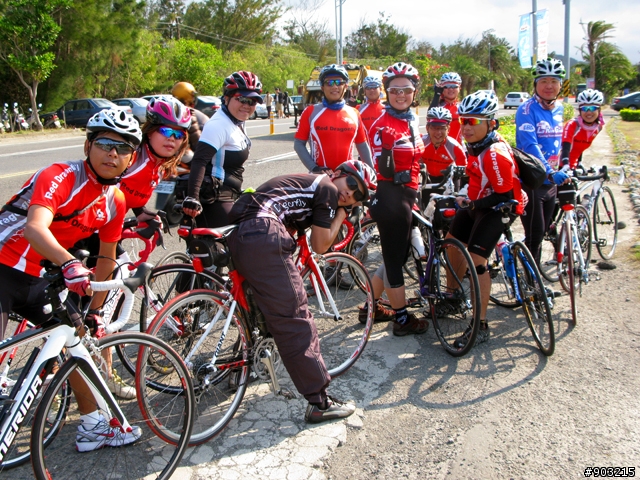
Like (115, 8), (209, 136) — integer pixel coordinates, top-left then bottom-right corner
(561, 79), (571, 97)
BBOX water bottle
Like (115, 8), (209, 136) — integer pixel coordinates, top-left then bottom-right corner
(496, 239), (507, 261)
(410, 227), (425, 259)
(503, 244), (516, 279)
(581, 193), (591, 208)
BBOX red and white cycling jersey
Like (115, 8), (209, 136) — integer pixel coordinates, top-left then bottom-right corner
(295, 104), (367, 171)
(441, 101), (461, 143)
(467, 142), (524, 215)
(0, 160), (127, 276)
(357, 100), (385, 136)
(369, 113), (425, 190)
(421, 135), (467, 178)
(118, 145), (166, 209)
(562, 117), (603, 169)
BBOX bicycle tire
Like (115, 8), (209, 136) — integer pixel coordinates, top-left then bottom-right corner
(303, 252), (374, 377)
(575, 205), (593, 267)
(0, 320), (71, 471)
(512, 242), (555, 356)
(488, 249), (520, 308)
(539, 214), (562, 283)
(156, 250), (191, 266)
(30, 332), (195, 480)
(558, 220), (578, 325)
(144, 289), (250, 446)
(593, 185), (618, 260)
(429, 238), (481, 357)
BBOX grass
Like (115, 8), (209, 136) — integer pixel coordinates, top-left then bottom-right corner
(614, 120), (640, 151)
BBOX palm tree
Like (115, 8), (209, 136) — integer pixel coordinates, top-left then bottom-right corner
(580, 20), (616, 79)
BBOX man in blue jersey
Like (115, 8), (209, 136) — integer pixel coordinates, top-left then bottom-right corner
(516, 58), (570, 264)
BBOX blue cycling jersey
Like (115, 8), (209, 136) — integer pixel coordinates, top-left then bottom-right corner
(515, 97), (564, 178)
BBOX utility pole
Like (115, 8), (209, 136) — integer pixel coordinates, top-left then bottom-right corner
(563, 0), (571, 102)
(335, 0), (345, 64)
(532, 0), (538, 64)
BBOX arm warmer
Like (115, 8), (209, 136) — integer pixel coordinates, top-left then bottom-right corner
(294, 138), (317, 172)
(188, 142), (217, 200)
(355, 142), (374, 168)
(472, 189), (514, 211)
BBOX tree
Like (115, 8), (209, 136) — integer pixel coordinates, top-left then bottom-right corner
(578, 42), (635, 98)
(282, 0), (335, 64)
(344, 12), (409, 59)
(580, 20), (616, 80)
(147, 0), (187, 39)
(181, 0), (283, 53)
(0, 0), (71, 130)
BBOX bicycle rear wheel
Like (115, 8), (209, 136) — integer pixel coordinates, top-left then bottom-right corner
(575, 205), (593, 266)
(488, 250), (520, 308)
(430, 238), (481, 357)
(144, 290), (250, 445)
(303, 252), (374, 377)
(30, 332), (194, 480)
(156, 250), (191, 266)
(0, 317), (71, 472)
(512, 242), (555, 356)
(557, 220), (578, 325)
(593, 186), (618, 260)
(539, 220), (561, 283)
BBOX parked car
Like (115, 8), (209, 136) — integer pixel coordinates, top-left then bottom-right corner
(504, 92), (531, 109)
(56, 98), (131, 127)
(195, 95), (221, 117)
(111, 97), (148, 124)
(611, 92), (640, 111)
(251, 94), (274, 119)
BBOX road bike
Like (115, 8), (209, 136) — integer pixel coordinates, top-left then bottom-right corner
(487, 201), (555, 355)
(143, 223), (374, 445)
(0, 259), (195, 479)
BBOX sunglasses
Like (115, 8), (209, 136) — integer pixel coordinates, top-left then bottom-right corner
(459, 118), (486, 126)
(234, 95), (258, 106)
(93, 137), (135, 155)
(442, 85), (460, 89)
(323, 79), (347, 87)
(158, 126), (187, 140)
(580, 105), (600, 112)
(346, 175), (366, 202)
(388, 86), (415, 96)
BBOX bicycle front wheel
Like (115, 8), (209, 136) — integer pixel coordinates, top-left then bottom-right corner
(575, 205), (593, 266)
(488, 250), (520, 308)
(303, 252), (374, 377)
(539, 221), (561, 283)
(430, 238), (481, 357)
(593, 186), (618, 260)
(557, 220), (578, 325)
(31, 332), (195, 480)
(144, 289), (250, 445)
(512, 242), (555, 356)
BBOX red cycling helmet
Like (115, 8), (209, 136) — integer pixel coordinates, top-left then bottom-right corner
(335, 160), (377, 201)
(382, 62), (420, 88)
(223, 71), (263, 95)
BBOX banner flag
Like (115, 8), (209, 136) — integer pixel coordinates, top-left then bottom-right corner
(518, 13), (532, 68)
(536, 9), (550, 60)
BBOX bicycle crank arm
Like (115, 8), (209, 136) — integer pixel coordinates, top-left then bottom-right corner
(259, 349), (296, 400)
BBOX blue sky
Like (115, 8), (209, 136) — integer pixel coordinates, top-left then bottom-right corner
(282, 0), (640, 65)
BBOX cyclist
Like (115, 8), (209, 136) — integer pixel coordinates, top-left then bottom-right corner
(171, 81), (210, 156)
(367, 62), (429, 336)
(429, 72), (463, 143)
(561, 88), (604, 169)
(357, 76), (385, 134)
(421, 106), (467, 185)
(76, 96), (191, 399)
(516, 58), (569, 264)
(227, 160), (377, 423)
(0, 108), (143, 451)
(183, 71), (262, 227)
(447, 91), (525, 346)
(294, 64), (373, 173)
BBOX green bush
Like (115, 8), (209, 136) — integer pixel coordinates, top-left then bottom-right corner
(563, 102), (575, 122)
(619, 109), (640, 121)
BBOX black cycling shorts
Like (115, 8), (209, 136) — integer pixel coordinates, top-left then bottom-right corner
(448, 208), (506, 259)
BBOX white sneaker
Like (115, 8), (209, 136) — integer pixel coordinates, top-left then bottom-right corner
(76, 414), (142, 452)
(106, 370), (136, 400)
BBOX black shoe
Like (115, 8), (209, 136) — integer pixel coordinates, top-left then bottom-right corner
(305, 396), (356, 423)
(544, 287), (562, 298)
(453, 322), (489, 349)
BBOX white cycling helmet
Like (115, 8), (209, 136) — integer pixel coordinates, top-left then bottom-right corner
(363, 76), (383, 89)
(577, 89), (604, 106)
(532, 58), (566, 80)
(86, 108), (142, 146)
(458, 91), (499, 118)
(440, 72), (462, 86)
(427, 107), (453, 123)
(382, 62), (420, 88)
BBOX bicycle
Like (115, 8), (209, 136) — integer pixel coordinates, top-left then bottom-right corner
(487, 201), (555, 355)
(0, 260), (195, 479)
(143, 223), (375, 445)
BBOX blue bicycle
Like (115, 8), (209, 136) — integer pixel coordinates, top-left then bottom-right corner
(488, 201), (555, 356)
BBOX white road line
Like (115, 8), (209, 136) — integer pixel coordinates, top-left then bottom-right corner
(0, 143), (84, 158)
(254, 152), (297, 164)
(0, 169), (37, 179)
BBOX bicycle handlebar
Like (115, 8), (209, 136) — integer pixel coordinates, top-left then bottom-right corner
(573, 165), (608, 182)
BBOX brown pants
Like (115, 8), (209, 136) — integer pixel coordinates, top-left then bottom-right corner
(227, 217), (330, 404)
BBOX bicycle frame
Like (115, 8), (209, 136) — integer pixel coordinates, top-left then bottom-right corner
(558, 205), (589, 285)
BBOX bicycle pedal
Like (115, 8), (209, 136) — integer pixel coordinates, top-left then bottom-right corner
(277, 388), (297, 400)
